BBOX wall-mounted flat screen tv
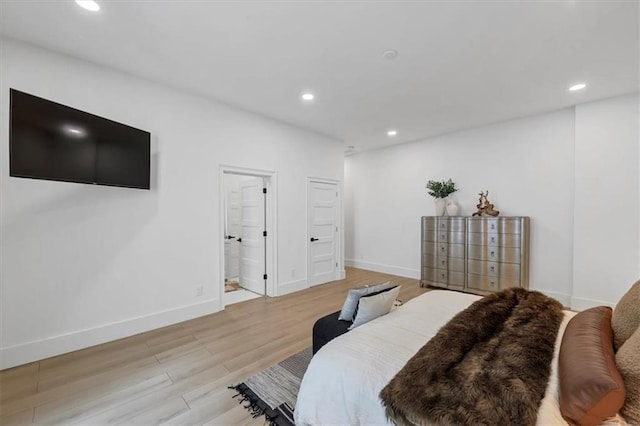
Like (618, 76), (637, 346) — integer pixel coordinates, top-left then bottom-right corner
(10, 89), (151, 190)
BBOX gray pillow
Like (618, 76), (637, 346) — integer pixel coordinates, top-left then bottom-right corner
(338, 281), (391, 321)
(349, 286), (401, 330)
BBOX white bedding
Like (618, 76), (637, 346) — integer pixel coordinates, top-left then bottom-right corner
(294, 289), (576, 426)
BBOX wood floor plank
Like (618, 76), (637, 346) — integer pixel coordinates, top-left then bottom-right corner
(153, 336), (204, 364)
(0, 377), (38, 402)
(0, 268), (425, 425)
(33, 373), (173, 424)
(168, 387), (238, 424)
(116, 396), (189, 425)
(202, 404), (256, 426)
(0, 407), (33, 425)
(79, 365), (230, 425)
(0, 362), (39, 380)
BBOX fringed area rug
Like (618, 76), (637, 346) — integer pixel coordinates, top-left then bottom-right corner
(229, 347), (312, 426)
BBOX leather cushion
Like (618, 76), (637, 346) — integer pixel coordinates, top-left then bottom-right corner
(612, 279), (640, 351)
(616, 327), (640, 424)
(559, 306), (626, 426)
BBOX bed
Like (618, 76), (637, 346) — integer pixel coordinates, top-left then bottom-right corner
(294, 289), (581, 425)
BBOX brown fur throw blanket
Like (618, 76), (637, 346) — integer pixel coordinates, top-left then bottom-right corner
(380, 288), (564, 426)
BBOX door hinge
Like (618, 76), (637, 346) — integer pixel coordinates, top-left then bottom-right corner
(263, 188), (267, 194)
(336, 262), (338, 267)
(263, 231), (267, 237)
(263, 274), (268, 280)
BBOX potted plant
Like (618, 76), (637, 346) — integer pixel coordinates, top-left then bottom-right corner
(426, 179), (458, 216)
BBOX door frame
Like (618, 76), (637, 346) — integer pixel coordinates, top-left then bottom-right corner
(219, 165), (278, 307)
(306, 177), (344, 287)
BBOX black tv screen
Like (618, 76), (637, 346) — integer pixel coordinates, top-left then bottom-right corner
(10, 89), (150, 190)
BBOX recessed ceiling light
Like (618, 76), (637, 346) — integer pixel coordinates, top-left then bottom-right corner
(569, 83), (587, 91)
(387, 130), (398, 136)
(75, 0), (100, 12)
(301, 93), (315, 101)
(383, 49), (398, 60)
(63, 125), (86, 137)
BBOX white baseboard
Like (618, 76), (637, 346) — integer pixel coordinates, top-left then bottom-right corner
(345, 259), (420, 280)
(533, 289), (572, 308)
(570, 295), (615, 311)
(278, 278), (308, 296)
(339, 269), (346, 280)
(0, 298), (222, 370)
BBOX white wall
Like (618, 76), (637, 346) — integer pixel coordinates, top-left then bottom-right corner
(346, 95), (640, 308)
(572, 94), (640, 309)
(345, 110), (576, 304)
(0, 38), (343, 369)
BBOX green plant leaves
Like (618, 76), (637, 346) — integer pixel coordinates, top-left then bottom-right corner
(426, 178), (458, 199)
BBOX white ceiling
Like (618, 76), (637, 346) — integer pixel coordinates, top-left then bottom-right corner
(1, 1), (638, 152)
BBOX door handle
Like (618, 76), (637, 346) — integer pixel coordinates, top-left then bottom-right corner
(237, 238), (242, 243)
(310, 237), (319, 242)
(226, 235), (236, 240)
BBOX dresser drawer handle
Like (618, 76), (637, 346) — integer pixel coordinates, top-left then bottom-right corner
(441, 260), (446, 266)
(490, 266), (495, 272)
(490, 236), (496, 243)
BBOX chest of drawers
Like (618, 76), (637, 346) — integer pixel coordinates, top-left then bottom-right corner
(421, 216), (529, 295)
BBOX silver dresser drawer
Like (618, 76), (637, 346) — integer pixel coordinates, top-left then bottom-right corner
(422, 266), (438, 282)
(422, 217), (441, 231)
(449, 271), (465, 286)
(467, 232), (521, 248)
(422, 228), (438, 242)
(433, 243), (465, 259)
(436, 232), (465, 244)
(448, 257), (465, 272)
(467, 260), (521, 280)
(467, 245), (521, 264)
(448, 218), (465, 232)
(467, 274), (520, 292)
(467, 273), (500, 292)
(467, 218), (522, 234)
(423, 217), (466, 232)
(448, 243), (465, 258)
(435, 256), (465, 272)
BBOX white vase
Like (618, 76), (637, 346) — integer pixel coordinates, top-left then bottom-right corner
(434, 199), (447, 216)
(446, 201), (460, 216)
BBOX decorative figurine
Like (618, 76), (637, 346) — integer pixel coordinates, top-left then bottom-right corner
(472, 191), (500, 217)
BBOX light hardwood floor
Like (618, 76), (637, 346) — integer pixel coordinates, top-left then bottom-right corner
(0, 267), (427, 425)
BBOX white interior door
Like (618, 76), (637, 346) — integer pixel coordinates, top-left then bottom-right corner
(224, 179), (241, 281)
(239, 177), (266, 295)
(309, 181), (338, 286)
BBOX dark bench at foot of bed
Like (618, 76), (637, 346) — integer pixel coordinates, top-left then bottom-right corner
(312, 310), (352, 354)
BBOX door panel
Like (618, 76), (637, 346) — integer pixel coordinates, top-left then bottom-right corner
(309, 181), (338, 286)
(224, 183), (241, 281)
(239, 177), (265, 295)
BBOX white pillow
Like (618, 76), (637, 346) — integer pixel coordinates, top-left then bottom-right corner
(349, 286), (401, 330)
(338, 281), (391, 321)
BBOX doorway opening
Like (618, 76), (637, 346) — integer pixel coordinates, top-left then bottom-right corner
(220, 166), (277, 307)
